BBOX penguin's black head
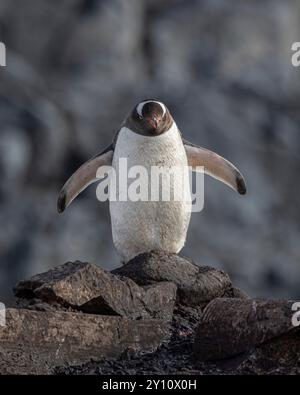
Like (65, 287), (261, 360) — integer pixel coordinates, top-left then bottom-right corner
(125, 100), (173, 136)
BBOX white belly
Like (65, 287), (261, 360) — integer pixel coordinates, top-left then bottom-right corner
(109, 124), (191, 262)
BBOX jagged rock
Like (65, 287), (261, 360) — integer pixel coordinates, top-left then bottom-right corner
(14, 261), (176, 320)
(112, 251), (240, 306)
(0, 308), (170, 375)
(194, 298), (298, 361)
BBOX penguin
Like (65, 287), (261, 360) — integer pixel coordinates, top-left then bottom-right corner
(57, 99), (246, 262)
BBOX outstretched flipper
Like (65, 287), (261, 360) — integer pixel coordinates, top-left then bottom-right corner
(57, 145), (114, 213)
(183, 139), (246, 195)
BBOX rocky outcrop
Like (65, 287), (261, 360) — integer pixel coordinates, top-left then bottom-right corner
(1, 257), (183, 374)
(3, 252), (247, 374)
(14, 261), (177, 320)
(194, 298), (298, 361)
(113, 251), (246, 306)
(0, 308), (169, 375)
(1, 252), (299, 375)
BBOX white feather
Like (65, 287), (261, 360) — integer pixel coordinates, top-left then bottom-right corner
(110, 123), (191, 262)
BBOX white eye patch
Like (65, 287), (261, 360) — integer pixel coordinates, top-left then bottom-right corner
(136, 101), (166, 118)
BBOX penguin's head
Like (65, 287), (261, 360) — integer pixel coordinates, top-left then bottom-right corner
(125, 100), (173, 136)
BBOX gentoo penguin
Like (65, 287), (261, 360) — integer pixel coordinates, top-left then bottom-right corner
(58, 100), (246, 262)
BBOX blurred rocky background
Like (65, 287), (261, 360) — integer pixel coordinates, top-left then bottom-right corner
(0, 0), (300, 304)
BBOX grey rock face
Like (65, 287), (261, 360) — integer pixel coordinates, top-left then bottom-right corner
(0, 308), (169, 375)
(1, 0), (300, 304)
(194, 298), (298, 361)
(112, 251), (242, 306)
(14, 261), (177, 320)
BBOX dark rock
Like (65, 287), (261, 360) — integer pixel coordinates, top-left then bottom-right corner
(55, 303), (300, 376)
(194, 298), (298, 361)
(112, 251), (237, 306)
(55, 305), (202, 376)
(14, 261), (176, 320)
(0, 308), (170, 375)
(215, 330), (300, 373)
(244, 331), (300, 371)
